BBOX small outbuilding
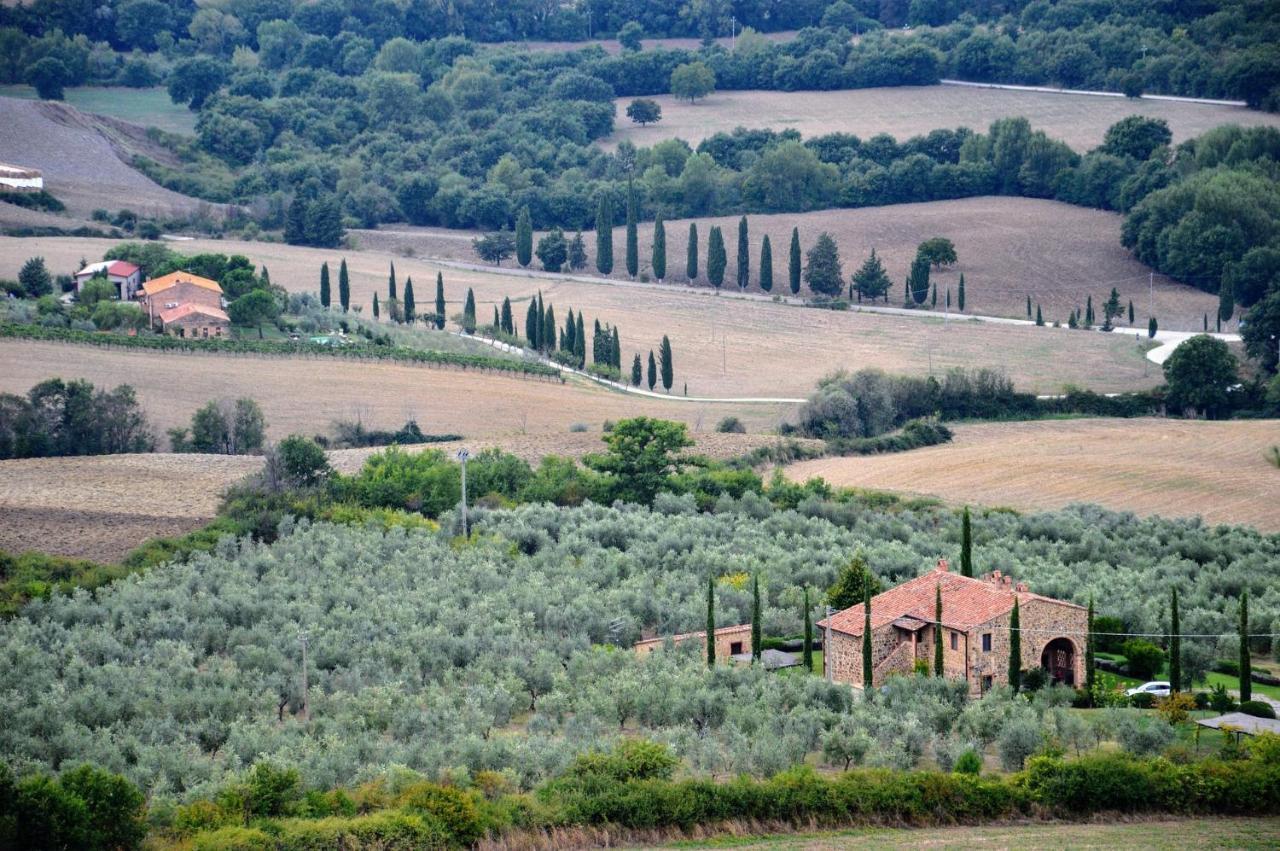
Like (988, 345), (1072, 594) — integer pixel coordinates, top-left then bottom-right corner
(634, 623), (753, 660)
(74, 260), (143, 301)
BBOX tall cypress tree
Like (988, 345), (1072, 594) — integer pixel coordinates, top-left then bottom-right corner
(931, 282), (937, 307)
(595, 194), (613, 275)
(610, 326), (621, 368)
(1085, 597), (1096, 703)
(803, 586), (814, 673)
(736, 215), (749, 290)
(403, 277), (415, 323)
(1085, 295), (1094, 326)
(319, 262), (330, 308)
(1129, 299), (1135, 324)
(338, 259), (350, 312)
(862, 584), (873, 691)
(574, 314), (585, 367)
(434, 272), (445, 329)
(1239, 590), (1251, 702)
(960, 506), (973, 577)
(1218, 276), (1235, 323)
(686, 222), (698, 281)
(525, 299), (538, 347)
(934, 584), (944, 677)
(789, 227), (801, 295)
(751, 573), (762, 662)
(543, 304), (555, 353)
(651, 214), (667, 281)
(631, 353), (642, 386)
(1008, 599), (1022, 692)
(1035, 304), (1043, 325)
(389, 262), (397, 301)
(372, 291), (379, 319)
(647, 349), (656, 390)
(462, 288), (476, 333)
(492, 305), (499, 329)
(1026, 294), (1031, 318)
(500, 296), (513, 335)
(706, 573), (716, 668)
(957, 273), (966, 312)
(625, 190), (638, 279)
(659, 334), (673, 391)
(564, 308), (575, 352)
(759, 235), (773, 293)
(1169, 587), (1181, 692)
(707, 226), (726, 289)
(515, 206), (533, 268)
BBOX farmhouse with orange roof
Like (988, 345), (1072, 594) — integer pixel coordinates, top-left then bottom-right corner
(139, 271), (230, 339)
(818, 560), (1087, 696)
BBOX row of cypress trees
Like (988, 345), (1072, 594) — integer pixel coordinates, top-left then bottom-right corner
(319, 262), (448, 331)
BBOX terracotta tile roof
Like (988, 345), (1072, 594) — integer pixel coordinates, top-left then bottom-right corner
(142, 271), (223, 296)
(634, 622), (751, 648)
(158, 303), (229, 324)
(817, 565), (1081, 638)
(106, 260), (139, 277)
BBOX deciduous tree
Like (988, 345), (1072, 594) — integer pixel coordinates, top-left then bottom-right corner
(626, 98), (661, 125)
(670, 61), (715, 102)
(805, 232), (843, 296)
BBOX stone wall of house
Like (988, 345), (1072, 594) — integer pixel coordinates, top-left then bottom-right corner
(827, 624), (902, 688)
(164, 313), (229, 339)
(634, 624), (753, 661)
(964, 599), (1087, 694)
(916, 624), (971, 679)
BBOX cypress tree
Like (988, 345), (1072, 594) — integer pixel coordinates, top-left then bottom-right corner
(1218, 276), (1235, 323)
(261, 266), (270, 287)
(659, 334), (673, 392)
(786, 227), (802, 295)
(862, 584), (873, 691)
(574, 314), (585, 367)
(462, 288), (476, 333)
(389, 262), (397, 301)
(934, 584), (944, 677)
(515, 206), (533, 268)
(1085, 597), (1096, 703)
(631, 353), (642, 386)
(907, 255), (929, 304)
(686, 222), (698, 281)
(1170, 587), (1181, 692)
(707, 574), (716, 668)
(707, 226), (726, 289)
(319, 262), (330, 308)
(625, 190), (638, 278)
(1085, 295), (1094, 326)
(595, 194), (613, 275)
(1148, 316), (1157, 338)
(1008, 599), (1022, 692)
(610, 326), (621, 368)
(434, 272), (445, 329)
(931, 282), (937, 307)
(751, 573), (762, 662)
(759, 235), (773, 293)
(1128, 299), (1135, 324)
(543, 304), (555, 353)
(960, 506), (973, 577)
(525, 299), (538, 347)
(372, 292), (379, 319)
(803, 586), (814, 673)
(492, 305), (499, 329)
(946, 288), (951, 308)
(1240, 590), (1251, 702)
(1035, 304), (1043, 326)
(500, 297), (513, 335)
(736, 215), (749, 290)
(1026, 294), (1031, 318)
(1203, 312), (1208, 331)
(652, 214), (666, 282)
(564, 308), (575, 352)
(403, 277), (415, 323)
(957, 273), (965, 312)
(338, 259), (350, 312)
(647, 349), (656, 390)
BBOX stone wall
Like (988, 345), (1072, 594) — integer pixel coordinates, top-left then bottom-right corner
(965, 599), (1087, 694)
(634, 624), (753, 661)
(827, 624), (902, 688)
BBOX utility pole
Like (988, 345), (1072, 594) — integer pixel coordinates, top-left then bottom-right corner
(456, 448), (470, 537)
(824, 605), (833, 683)
(299, 632), (310, 722)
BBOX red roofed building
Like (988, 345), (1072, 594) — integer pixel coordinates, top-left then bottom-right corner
(817, 560), (1086, 696)
(139, 271), (228, 338)
(74, 260), (143, 300)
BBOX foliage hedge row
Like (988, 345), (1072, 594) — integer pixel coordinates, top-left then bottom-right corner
(0, 323), (562, 380)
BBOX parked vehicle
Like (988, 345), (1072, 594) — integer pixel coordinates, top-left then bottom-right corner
(1126, 681), (1171, 698)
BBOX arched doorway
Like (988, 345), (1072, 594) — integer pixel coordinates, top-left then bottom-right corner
(1041, 637), (1076, 686)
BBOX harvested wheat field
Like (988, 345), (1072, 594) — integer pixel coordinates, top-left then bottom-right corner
(604, 85), (1280, 152)
(0, 341), (791, 446)
(784, 418), (1280, 531)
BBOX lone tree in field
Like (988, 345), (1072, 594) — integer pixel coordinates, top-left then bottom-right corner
(472, 229), (515, 265)
(957, 273), (966, 312)
(960, 506), (973, 577)
(934, 584), (944, 676)
(1163, 334), (1237, 418)
(515, 207), (533, 268)
(584, 416), (693, 504)
(789, 228), (802, 295)
(652, 214), (666, 282)
(706, 574), (716, 667)
(631, 353), (642, 386)
(751, 573), (762, 662)
(434, 272), (445, 329)
(659, 334), (674, 391)
(403, 277), (415, 323)
(1008, 599), (1022, 692)
(686, 223), (699, 281)
(851, 249), (890, 302)
(1169, 587), (1181, 692)
(670, 61), (715, 103)
(568, 231), (587, 270)
(916, 237), (957, 269)
(595, 194), (614, 275)
(736, 216), (750, 290)
(625, 191), (639, 279)
(759, 235), (773, 293)
(626, 98), (661, 125)
(1239, 590), (1251, 702)
(319, 262), (330, 308)
(707, 226), (727, 289)
(535, 228), (568, 272)
(462, 288), (476, 333)
(338, 258), (350, 312)
(805, 232), (843, 296)
(907, 255), (930, 305)
(647, 349), (657, 390)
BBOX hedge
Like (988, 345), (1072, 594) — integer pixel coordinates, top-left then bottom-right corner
(0, 323), (562, 380)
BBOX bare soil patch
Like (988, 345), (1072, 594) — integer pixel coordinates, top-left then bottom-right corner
(784, 418), (1280, 531)
(604, 85), (1280, 152)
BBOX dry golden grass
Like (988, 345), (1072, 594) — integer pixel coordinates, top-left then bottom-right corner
(784, 418), (1280, 531)
(604, 85), (1280, 153)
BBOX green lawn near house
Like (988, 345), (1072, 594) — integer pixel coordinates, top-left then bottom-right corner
(1095, 652), (1280, 700)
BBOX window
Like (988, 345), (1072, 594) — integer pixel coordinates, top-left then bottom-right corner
(950, 631), (958, 651)
(729, 641), (743, 655)
(982, 633), (992, 652)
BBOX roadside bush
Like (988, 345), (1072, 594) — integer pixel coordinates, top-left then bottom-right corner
(395, 783), (482, 846)
(1129, 692), (1156, 709)
(1240, 700), (1277, 719)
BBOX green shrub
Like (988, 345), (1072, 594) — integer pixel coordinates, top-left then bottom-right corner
(272, 811), (450, 850)
(1130, 692), (1156, 709)
(1122, 639), (1165, 680)
(395, 783), (482, 846)
(4, 763), (146, 851)
(191, 826), (274, 851)
(1240, 700), (1277, 719)
(953, 749), (982, 776)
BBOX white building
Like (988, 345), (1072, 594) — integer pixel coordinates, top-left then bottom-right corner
(74, 260), (143, 300)
(0, 163), (43, 193)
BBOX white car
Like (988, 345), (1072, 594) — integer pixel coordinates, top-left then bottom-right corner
(1126, 681), (1171, 698)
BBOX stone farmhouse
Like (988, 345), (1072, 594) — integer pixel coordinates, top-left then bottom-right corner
(818, 560), (1086, 696)
(74, 260), (143, 300)
(139, 271), (230, 339)
(634, 623), (753, 660)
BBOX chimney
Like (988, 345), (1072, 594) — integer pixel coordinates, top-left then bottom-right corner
(1015, 582), (1029, 592)
(991, 569), (1002, 582)
(936, 557), (949, 572)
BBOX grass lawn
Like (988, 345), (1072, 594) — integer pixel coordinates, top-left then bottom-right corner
(0, 85), (196, 135)
(658, 816), (1280, 849)
(1095, 652), (1280, 701)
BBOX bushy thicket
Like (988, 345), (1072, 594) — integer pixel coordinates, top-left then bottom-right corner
(0, 377), (154, 459)
(1, 496), (1276, 802)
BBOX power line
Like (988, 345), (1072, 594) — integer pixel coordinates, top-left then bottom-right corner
(987, 626), (1278, 639)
